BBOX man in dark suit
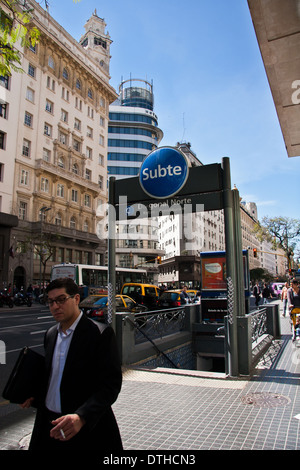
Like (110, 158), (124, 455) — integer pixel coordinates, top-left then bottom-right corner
(21, 277), (123, 451)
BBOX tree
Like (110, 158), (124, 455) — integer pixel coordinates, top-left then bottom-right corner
(254, 216), (300, 270)
(0, 0), (81, 77)
(250, 267), (274, 284)
(0, 0), (40, 76)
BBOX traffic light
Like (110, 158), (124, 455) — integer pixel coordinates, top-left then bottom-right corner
(253, 248), (257, 258)
(157, 256), (161, 264)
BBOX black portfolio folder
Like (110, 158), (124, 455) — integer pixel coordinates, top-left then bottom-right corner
(2, 346), (44, 404)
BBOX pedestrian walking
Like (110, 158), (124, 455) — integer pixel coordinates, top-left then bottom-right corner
(21, 277), (123, 451)
(253, 281), (261, 307)
(262, 283), (271, 304)
(281, 282), (289, 317)
(287, 279), (300, 310)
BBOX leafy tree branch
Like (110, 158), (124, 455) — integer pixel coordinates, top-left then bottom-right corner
(254, 216), (300, 268)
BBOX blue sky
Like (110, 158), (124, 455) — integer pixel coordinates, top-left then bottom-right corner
(47, 0), (300, 221)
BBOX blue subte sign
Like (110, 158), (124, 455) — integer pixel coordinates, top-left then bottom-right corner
(139, 147), (189, 199)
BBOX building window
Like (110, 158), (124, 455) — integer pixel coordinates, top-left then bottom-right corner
(66, 248), (72, 262)
(29, 42), (36, 53)
(43, 148), (51, 162)
(83, 221), (89, 233)
(94, 37), (107, 49)
(41, 177), (49, 192)
(72, 163), (79, 175)
(108, 139), (152, 150)
(45, 99), (54, 113)
(48, 56), (55, 69)
(84, 194), (91, 207)
(86, 147), (92, 159)
(55, 213), (62, 226)
(99, 135), (104, 146)
(26, 87), (34, 103)
(22, 139), (31, 158)
(44, 123), (52, 137)
(62, 87), (69, 101)
(19, 201), (27, 220)
(108, 166), (138, 176)
(61, 109), (68, 123)
(70, 217), (76, 229)
(98, 175), (103, 189)
(76, 78), (81, 90)
(75, 97), (82, 110)
(58, 156), (65, 168)
(0, 102), (8, 119)
(0, 163), (4, 181)
(62, 68), (69, 80)
(47, 76), (55, 91)
(85, 168), (91, 180)
(99, 116), (105, 127)
(86, 126), (93, 138)
(24, 112), (33, 127)
(58, 131), (68, 146)
(75, 250), (81, 263)
(71, 189), (78, 203)
(98, 154), (104, 166)
(88, 88), (93, 100)
(28, 63), (35, 78)
(74, 118), (81, 131)
(20, 169), (29, 185)
(0, 75), (9, 89)
(57, 183), (64, 198)
(57, 247), (64, 263)
(73, 139), (81, 153)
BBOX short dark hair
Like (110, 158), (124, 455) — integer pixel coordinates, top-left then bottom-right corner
(46, 277), (79, 296)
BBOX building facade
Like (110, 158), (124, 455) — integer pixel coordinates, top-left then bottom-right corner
(157, 142), (225, 288)
(108, 78), (164, 275)
(158, 154), (286, 288)
(0, 2), (117, 289)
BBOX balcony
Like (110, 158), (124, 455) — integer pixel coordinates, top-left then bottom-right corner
(30, 221), (103, 247)
(35, 159), (100, 195)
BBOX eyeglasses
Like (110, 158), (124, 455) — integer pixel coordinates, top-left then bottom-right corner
(47, 295), (75, 307)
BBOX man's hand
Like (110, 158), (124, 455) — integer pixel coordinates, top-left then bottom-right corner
(50, 414), (85, 441)
(20, 397), (34, 408)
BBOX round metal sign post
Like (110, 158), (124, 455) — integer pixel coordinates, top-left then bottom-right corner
(139, 147), (189, 199)
(107, 177), (116, 331)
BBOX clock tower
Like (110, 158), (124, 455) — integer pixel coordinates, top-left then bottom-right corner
(79, 10), (112, 78)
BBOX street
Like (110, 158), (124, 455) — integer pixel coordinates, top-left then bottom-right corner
(0, 302), (56, 418)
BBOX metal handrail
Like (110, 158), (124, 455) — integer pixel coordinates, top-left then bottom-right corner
(125, 315), (179, 369)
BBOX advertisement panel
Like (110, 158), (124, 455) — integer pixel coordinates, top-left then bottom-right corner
(200, 250), (250, 293)
(201, 256), (226, 291)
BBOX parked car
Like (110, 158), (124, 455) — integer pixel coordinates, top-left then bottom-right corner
(80, 294), (148, 322)
(271, 282), (285, 298)
(158, 290), (199, 308)
(120, 283), (160, 310)
(79, 294), (108, 311)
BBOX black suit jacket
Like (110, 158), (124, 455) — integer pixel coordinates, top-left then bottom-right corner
(30, 315), (123, 451)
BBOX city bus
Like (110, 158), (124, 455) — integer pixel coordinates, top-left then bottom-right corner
(50, 263), (148, 295)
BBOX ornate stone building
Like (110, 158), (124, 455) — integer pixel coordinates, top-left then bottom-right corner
(0, 2), (117, 289)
